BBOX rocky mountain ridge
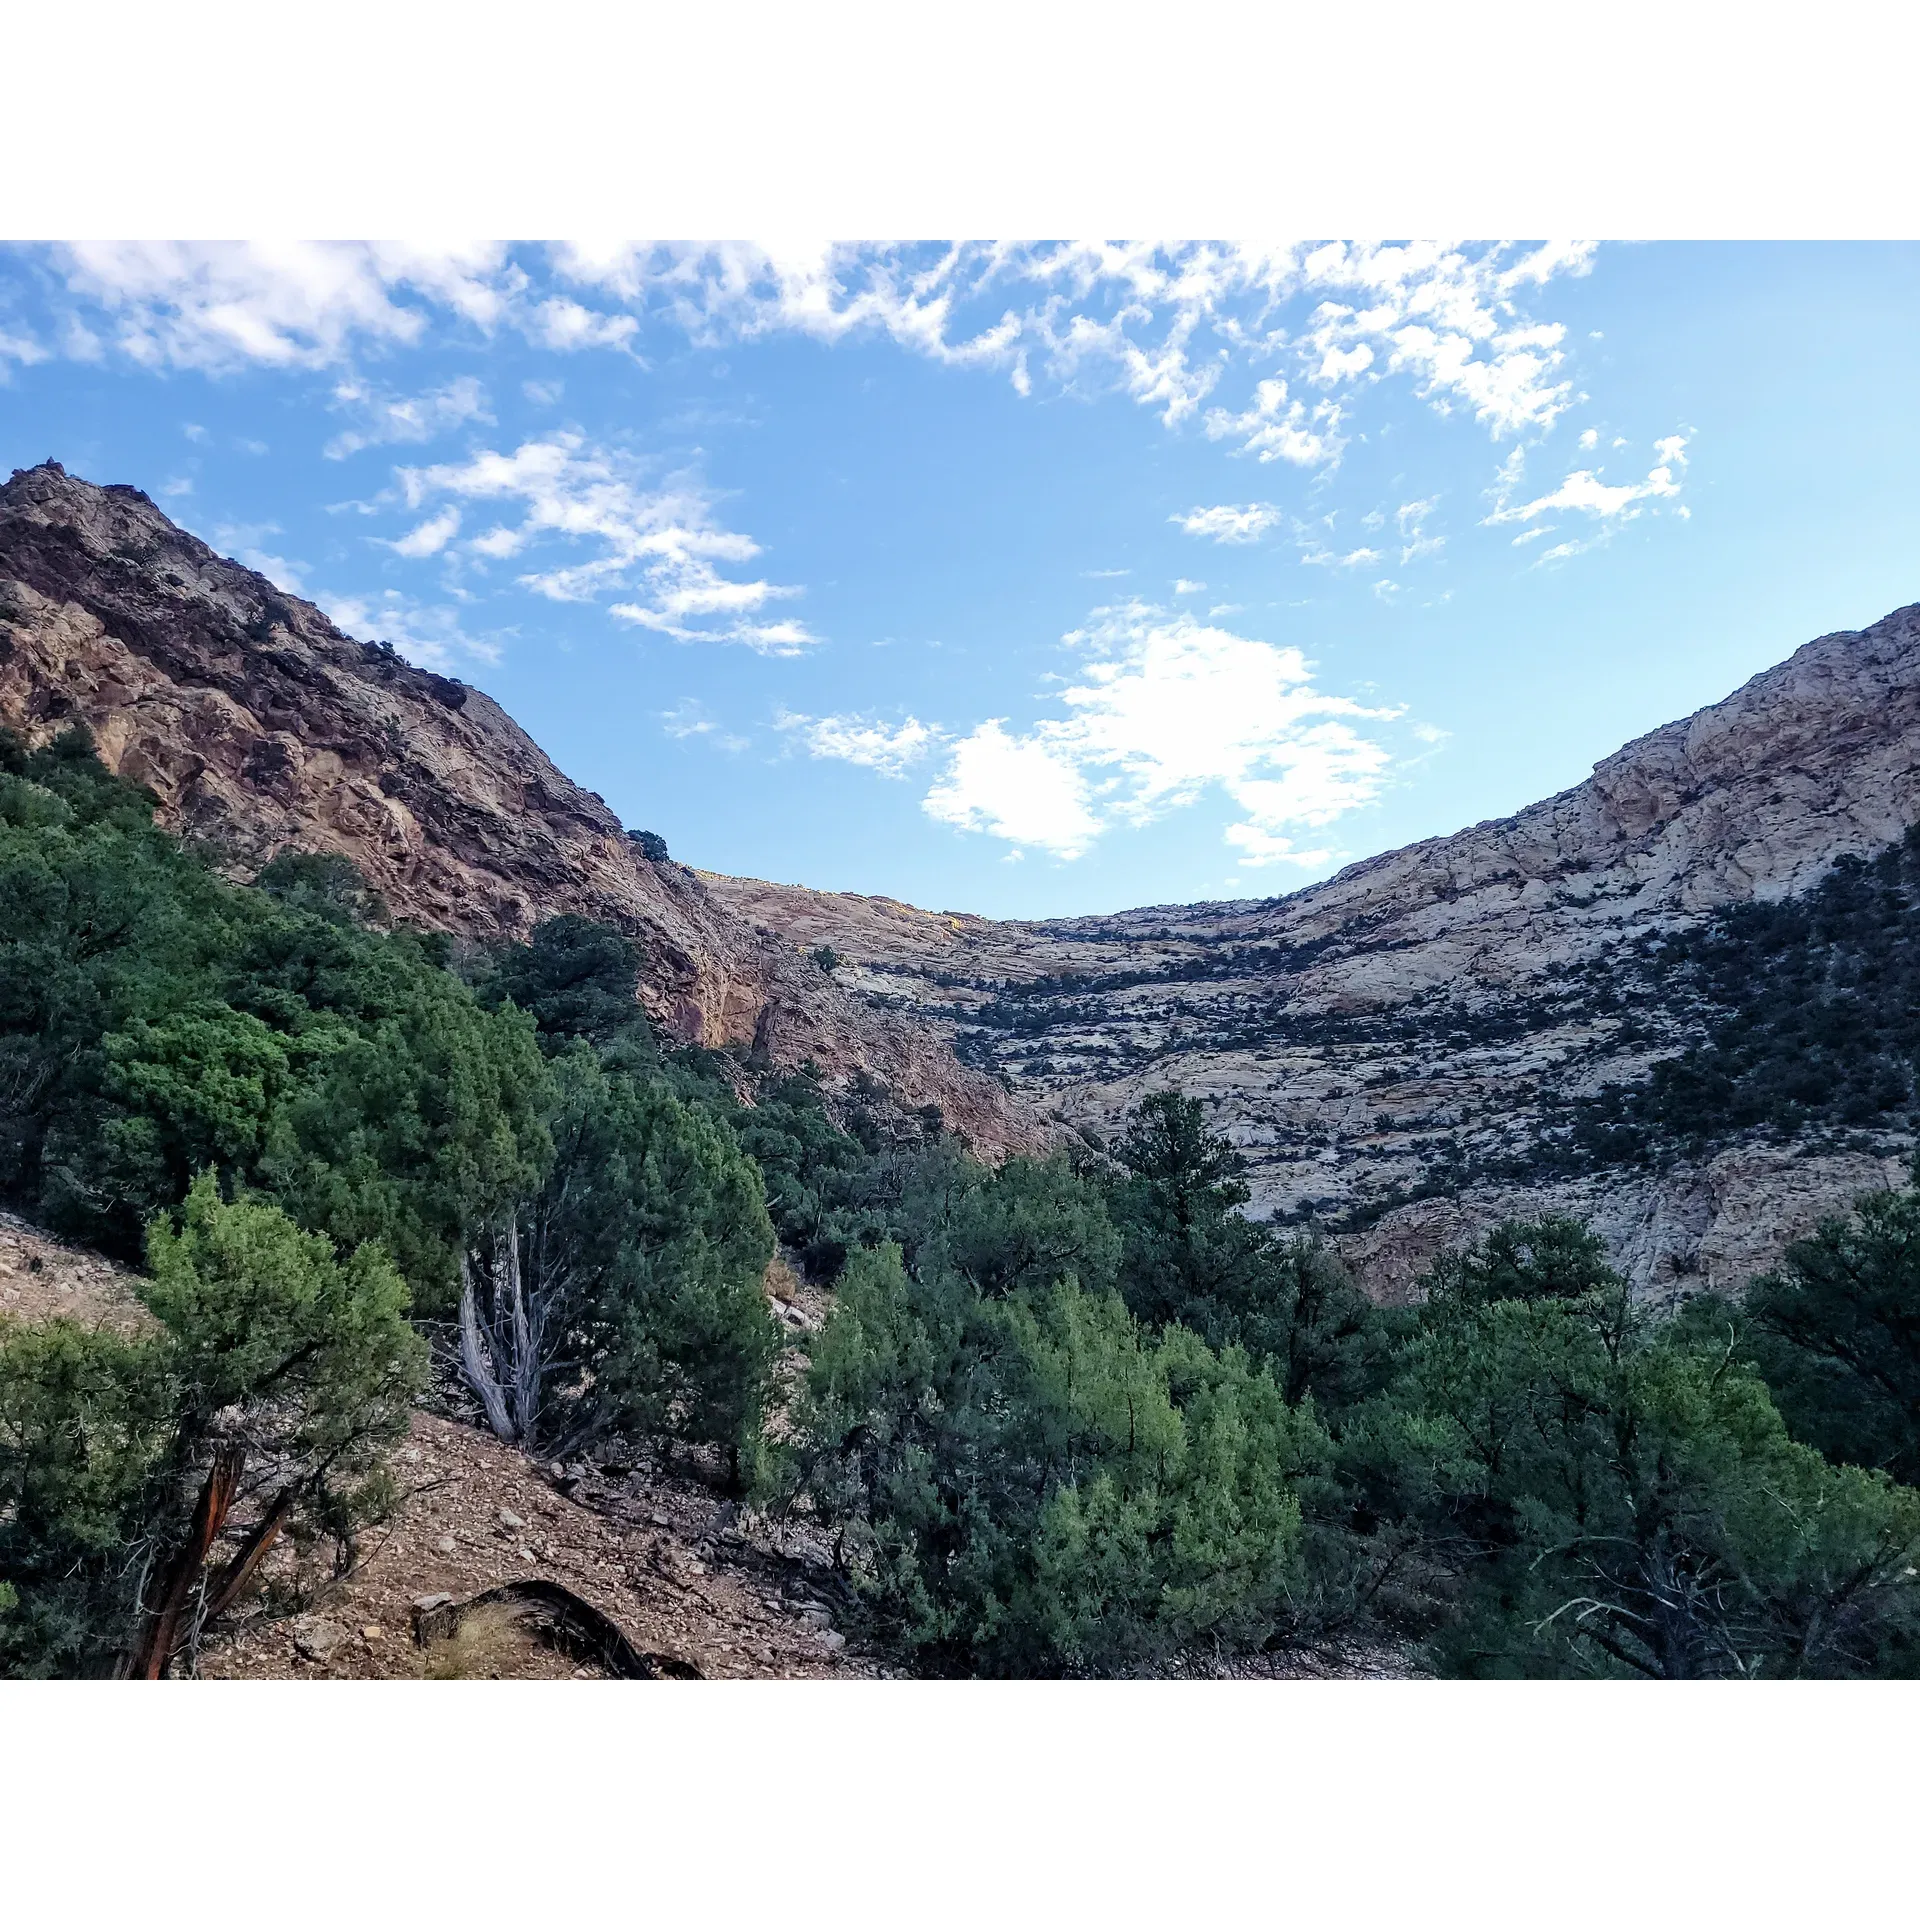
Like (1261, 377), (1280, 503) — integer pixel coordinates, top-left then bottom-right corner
(0, 463), (1040, 1157)
(5, 460), (1914, 1299)
(708, 603), (1920, 1297)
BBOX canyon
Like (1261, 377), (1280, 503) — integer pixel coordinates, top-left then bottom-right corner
(5, 460), (1915, 1298)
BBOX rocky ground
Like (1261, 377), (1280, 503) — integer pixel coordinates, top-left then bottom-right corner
(1, 1210), (879, 1682)
(0, 1210), (154, 1335)
(193, 1406), (882, 1682)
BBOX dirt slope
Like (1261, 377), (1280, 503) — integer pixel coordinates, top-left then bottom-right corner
(1, 1212), (874, 1680)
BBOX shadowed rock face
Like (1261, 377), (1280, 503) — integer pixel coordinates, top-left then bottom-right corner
(707, 604), (1920, 1298)
(0, 462), (1043, 1158)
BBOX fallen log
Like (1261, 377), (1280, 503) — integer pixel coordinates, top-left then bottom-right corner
(411, 1580), (703, 1679)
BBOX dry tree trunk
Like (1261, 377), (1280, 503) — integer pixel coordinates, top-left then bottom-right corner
(200, 1483), (300, 1625)
(460, 1249), (517, 1443)
(460, 1212), (549, 1446)
(127, 1444), (245, 1679)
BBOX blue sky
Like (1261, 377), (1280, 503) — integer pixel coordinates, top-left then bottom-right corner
(2, 241), (1916, 919)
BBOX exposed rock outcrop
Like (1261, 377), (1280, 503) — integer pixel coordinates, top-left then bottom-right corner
(0, 463), (1041, 1156)
(708, 604), (1920, 1296)
(6, 459), (1913, 1297)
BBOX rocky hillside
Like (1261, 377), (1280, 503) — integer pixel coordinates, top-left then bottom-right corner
(6, 460), (1914, 1302)
(0, 1208), (873, 1679)
(0, 462), (1039, 1156)
(708, 604), (1920, 1298)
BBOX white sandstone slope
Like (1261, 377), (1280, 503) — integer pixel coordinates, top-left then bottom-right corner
(709, 605), (1920, 1296)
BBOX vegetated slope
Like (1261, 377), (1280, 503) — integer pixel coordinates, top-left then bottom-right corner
(709, 603), (1920, 1298)
(0, 463), (1037, 1156)
(8, 458), (1914, 1297)
(0, 1208), (873, 1679)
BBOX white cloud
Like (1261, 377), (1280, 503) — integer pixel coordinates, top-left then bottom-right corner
(525, 298), (640, 353)
(869, 603), (1404, 862)
(325, 375), (491, 459)
(1174, 502), (1282, 544)
(321, 590), (500, 672)
(397, 431), (817, 649)
(1485, 432), (1690, 529)
(926, 720), (1106, 856)
(52, 241), (512, 370)
(1173, 577), (1206, 595)
(548, 242), (1595, 457)
(1289, 241), (1594, 437)
(388, 506), (461, 558)
(1577, 427), (1599, 449)
(28, 240), (1603, 478)
(1204, 378), (1345, 467)
(1299, 539), (1381, 569)
(779, 710), (944, 777)
(704, 617), (822, 657)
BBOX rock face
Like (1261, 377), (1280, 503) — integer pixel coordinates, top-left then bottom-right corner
(0, 463), (1041, 1157)
(6, 459), (1914, 1299)
(707, 603), (1920, 1298)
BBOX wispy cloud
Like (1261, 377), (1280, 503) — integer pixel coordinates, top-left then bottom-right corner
(387, 506), (462, 558)
(1173, 502), (1282, 544)
(49, 241), (512, 371)
(395, 431), (819, 652)
(1203, 378), (1345, 467)
(1396, 497), (1445, 563)
(26, 241), (1600, 469)
(553, 241), (1595, 453)
(778, 710), (944, 777)
(1484, 433), (1691, 561)
(321, 589), (501, 672)
(325, 375), (492, 459)
(660, 700), (749, 751)
(208, 520), (309, 593)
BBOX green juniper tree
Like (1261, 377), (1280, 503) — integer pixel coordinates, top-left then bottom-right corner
(1348, 1216), (1920, 1678)
(0, 1176), (425, 1678)
(1733, 1177), (1920, 1482)
(458, 1047), (778, 1484)
(794, 1244), (1326, 1674)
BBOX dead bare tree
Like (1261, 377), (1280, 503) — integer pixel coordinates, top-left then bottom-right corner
(459, 1205), (598, 1454)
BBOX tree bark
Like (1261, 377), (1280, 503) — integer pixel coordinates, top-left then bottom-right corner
(201, 1483), (299, 1626)
(127, 1445), (245, 1679)
(460, 1253), (517, 1442)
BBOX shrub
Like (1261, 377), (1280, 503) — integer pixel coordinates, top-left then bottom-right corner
(795, 1246), (1326, 1674)
(0, 1176), (425, 1677)
(1351, 1220), (1920, 1678)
